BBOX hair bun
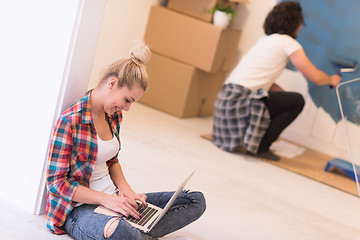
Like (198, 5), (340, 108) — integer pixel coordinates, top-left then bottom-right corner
(130, 44), (151, 65)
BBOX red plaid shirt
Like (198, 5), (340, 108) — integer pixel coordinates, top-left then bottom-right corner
(46, 91), (122, 234)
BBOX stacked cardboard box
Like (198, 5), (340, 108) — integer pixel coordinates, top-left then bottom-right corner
(140, 2), (244, 118)
(141, 53), (226, 118)
(167, 0), (237, 23)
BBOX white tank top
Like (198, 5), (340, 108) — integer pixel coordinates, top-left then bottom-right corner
(75, 134), (120, 207)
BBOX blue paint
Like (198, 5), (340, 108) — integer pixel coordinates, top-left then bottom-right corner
(337, 81), (360, 124)
(282, 0), (360, 123)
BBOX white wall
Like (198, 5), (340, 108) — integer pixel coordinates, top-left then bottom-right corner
(88, 0), (165, 89)
(0, 0), (106, 214)
(276, 70), (359, 161)
(233, 0), (277, 58)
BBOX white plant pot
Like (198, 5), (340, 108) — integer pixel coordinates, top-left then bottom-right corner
(213, 10), (231, 27)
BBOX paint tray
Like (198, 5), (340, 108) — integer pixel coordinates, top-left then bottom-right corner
(325, 158), (360, 181)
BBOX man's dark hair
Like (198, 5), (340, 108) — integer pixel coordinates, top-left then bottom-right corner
(263, 1), (304, 39)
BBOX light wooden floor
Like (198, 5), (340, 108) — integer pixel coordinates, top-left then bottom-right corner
(1, 103), (360, 239)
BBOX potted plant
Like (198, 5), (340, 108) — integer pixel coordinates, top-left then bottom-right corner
(206, 4), (236, 28)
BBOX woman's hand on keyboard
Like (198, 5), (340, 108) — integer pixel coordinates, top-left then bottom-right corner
(101, 194), (142, 220)
(118, 185), (148, 207)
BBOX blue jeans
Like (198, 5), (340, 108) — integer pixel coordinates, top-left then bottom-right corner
(64, 191), (206, 239)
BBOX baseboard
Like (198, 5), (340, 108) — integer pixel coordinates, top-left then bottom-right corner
(280, 129), (353, 160)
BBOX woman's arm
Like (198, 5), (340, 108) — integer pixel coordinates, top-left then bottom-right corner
(47, 117), (78, 203)
(72, 185), (141, 219)
(109, 162), (130, 192)
(47, 117), (141, 219)
(289, 48), (341, 87)
(109, 162), (147, 206)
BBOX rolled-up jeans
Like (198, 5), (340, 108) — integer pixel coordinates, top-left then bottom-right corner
(64, 191), (206, 240)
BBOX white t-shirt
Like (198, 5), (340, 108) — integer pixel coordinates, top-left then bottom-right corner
(75, 134), (120, 207)
(225, 34), (302, 91)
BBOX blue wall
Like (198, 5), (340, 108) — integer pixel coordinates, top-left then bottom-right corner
(284, 0), (360, 123)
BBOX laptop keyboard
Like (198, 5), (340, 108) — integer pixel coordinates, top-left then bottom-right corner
(125, 202), (159, 227)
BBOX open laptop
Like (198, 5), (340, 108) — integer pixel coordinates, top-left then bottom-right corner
(94, 170), (195, 233)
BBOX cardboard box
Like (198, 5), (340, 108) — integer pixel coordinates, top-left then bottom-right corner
(139, 53), (226, 118)
(144, 6), (241, 73)
(167, 0), (237, 23)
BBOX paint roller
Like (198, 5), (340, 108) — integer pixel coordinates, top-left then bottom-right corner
(331, 56), (358, 74)
(330, 56), (358, 88)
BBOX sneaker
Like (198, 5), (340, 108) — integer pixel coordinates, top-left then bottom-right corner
(247, 150), (280, 161)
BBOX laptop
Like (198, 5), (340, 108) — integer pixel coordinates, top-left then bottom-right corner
(94, 170), (195, 233)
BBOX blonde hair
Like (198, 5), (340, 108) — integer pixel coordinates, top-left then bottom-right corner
(99, 44), (151, 91)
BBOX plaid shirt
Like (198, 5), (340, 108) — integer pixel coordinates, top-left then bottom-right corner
(212, 84), (270, 153)
(45, 90), (122, 234)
